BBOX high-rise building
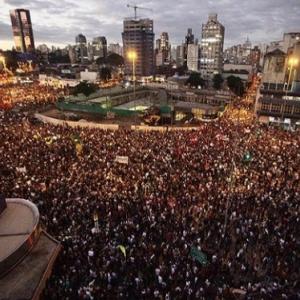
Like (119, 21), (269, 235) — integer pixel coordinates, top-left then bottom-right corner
(187, 44), (200, 72)
(68, 46), (77, 64)
(92, 36), (107, 60)
(171, 47), (177, 62)
(160, 32), (170, 51)
(10, 9), (35, 53)
(122, 18), (154, 77)
(155, 32), (171, 66)
(75, 34), (87, 63)
(183, 28), (195, 67)
(200, 14), (225, 79)
(185, 28), (195, 45)
(176, 44), (184, 67)
(156, 39), (161, 50)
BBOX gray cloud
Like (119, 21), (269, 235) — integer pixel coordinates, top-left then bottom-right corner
(0, 0), (299, 49)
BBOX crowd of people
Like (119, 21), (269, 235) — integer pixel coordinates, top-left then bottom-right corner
(0, 80), (65, 110)
(0, 72), (15, 86)
(0, 89), (299, 299)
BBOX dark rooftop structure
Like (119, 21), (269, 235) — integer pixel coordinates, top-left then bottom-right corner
(0, 198), (61, 300)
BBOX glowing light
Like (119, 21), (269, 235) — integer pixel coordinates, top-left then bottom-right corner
(288, 57), (298, 66)
(127, 51), (137, 60)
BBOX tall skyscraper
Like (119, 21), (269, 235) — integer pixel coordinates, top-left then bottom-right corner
(75, 34), (87, 63)
(187, 44), (200, 72)
(155, 32), (171, 66)
(10, 9), (35, 53)
(122, 18), (154, 77)
(183, 28), (195, 67)
(200, 14), (225, 79)
(160, 32), (170, 51)
(176, 44), (184, 67)
(185, 28), (195, 45)
(92, 36), (107, 59)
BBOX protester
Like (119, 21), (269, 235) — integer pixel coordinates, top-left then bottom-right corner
(0, 102), (299, 299)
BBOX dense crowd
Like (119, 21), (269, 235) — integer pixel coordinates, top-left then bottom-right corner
(0, 72), (15, 86)
(0, 81), (65, 110)
(0, 107), (299, 299)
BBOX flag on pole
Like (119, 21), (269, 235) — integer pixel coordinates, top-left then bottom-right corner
(190, 246), (208, 266)
(117, 245), (126, 258)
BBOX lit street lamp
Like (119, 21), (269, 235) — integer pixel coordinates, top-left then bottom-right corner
(286, 57), (298, 91)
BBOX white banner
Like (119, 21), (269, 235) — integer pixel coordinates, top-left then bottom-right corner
(115, 156), (129, 164)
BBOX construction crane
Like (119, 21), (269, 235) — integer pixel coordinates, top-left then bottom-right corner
(127, 4), (153, 19)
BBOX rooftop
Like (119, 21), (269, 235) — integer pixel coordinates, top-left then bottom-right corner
(0, 199), (39, 271)
(0, 199), (61, 300)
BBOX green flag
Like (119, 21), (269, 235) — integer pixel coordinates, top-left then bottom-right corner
(190, 246), (208, 266)
(243, 151), (252, 162)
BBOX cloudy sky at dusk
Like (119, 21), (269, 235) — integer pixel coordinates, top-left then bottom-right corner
(0, 0), (299, 50)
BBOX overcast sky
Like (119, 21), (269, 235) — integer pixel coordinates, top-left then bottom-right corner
(0, 0), (299, 50)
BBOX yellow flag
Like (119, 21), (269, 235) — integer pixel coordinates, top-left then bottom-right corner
(76, 143), (83, 155)
(117, 245), (126, 258)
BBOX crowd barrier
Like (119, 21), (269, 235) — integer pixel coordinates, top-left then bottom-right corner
(35, 113), (201, 132)
(35, 114), (120, 131)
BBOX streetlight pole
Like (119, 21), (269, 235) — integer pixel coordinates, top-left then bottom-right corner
(133, 55), (136, 112)
(128, 51), (137, 124)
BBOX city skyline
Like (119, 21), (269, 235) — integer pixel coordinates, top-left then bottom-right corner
(0, 0), (299, 50)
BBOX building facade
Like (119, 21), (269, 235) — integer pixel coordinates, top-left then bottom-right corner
(10, 9), (35, 53)
(224, 38), (252, 65)
(200, 14), (225, 79)
(187, 44), (199, 72)
(183, 28), (195, 67)
(256, 36), (300, 127)
(92, 36), (107, 60)
(122, 18), (154, 77)
(176, 45), (184, 67)
(155, 32), (171, 67)
(75, 34), (87, 63)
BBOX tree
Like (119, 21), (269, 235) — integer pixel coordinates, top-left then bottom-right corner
(3, 50), (19, 71)
(213, 74), (224, 90)
(227, 75), (245, 96)
(100, 67), (111, 82)
(174, 65), (187, 76)
(185, 72), (205, 88)
(106, 53), (124, 66)
(73, 81), (98, 97)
